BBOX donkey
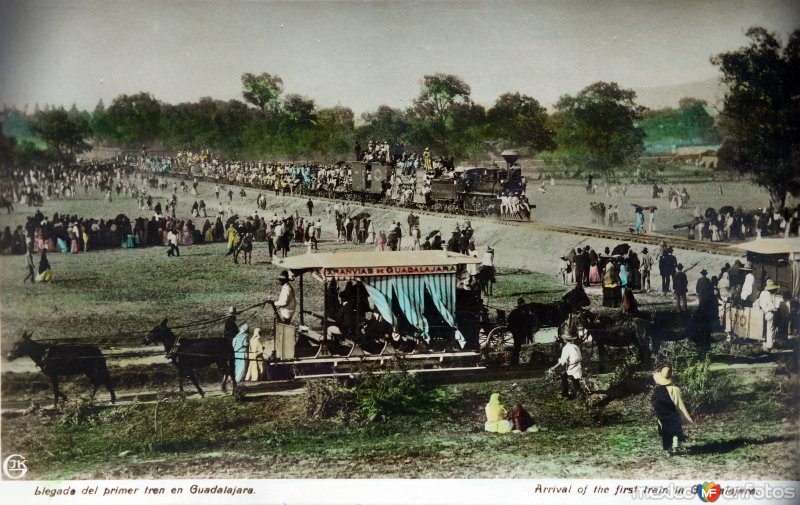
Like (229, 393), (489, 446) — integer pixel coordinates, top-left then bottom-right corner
(7, 331), (116, 407)
(144, 320), (235, 397)
(0, 195), (13, 214)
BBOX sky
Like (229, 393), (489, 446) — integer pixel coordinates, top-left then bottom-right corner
(0, 0), (798, 115)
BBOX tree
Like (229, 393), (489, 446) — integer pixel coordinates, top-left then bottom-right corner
(241, 72), (284, 111)
(358, 106), (412, 144)
(678, 97), (708, 110)
(487, 92), (556, 153)
(409, 74), (472, 152)
(553, 81), (646, 177)
(314, 106), (355, 156)
(711, 27), (800, 208)
(104, 93), (162, 145)
(282, 94), (316, 124)
(31, 108), (91, 160)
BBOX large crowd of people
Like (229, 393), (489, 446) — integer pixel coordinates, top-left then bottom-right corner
(558, 240), (797, 349)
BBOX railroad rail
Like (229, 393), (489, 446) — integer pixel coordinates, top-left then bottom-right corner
(297, 191), (741, 257)
(152, 170), (744, 257)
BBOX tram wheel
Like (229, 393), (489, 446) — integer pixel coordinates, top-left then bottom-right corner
(482, 325), (514, 351)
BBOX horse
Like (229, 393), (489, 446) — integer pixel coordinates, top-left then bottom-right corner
(237, 232), (254, 265)
(474, 265), (496, 296)
(6, 331), (116, 407)
(523, 285), (591, 330)
(560, 309), (652, 371)
(0, 195), (14, 214)
(144, 321), (235, 397)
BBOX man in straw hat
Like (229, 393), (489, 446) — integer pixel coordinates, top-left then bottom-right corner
(758, 279), (781, 350)
(272, 270), (297, 323)
(548, 330), (584, 399)
(651, 367), (693, 456)
(739, 261), (757, 307)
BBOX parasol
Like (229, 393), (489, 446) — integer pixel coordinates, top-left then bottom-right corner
(611, 243), (630, 256)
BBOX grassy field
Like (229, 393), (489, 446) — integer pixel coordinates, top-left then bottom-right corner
(2, 364), (796, 480)
(0, 175), (797, 480)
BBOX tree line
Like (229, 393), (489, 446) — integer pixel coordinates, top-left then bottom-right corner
(1, 26), (797, 206)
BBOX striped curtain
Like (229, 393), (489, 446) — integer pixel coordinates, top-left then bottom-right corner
(393, 275), (430, 339)
(362, 277), (395, 327)
(423, 274), (464, 347)
(360, 273), (461, 344)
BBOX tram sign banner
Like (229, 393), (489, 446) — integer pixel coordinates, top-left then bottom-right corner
(320, 264), (457, 278)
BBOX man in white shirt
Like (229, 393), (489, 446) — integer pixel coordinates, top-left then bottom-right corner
(166, 228), (179, 257)
(549, 333), (584, 399)
(272, 271), (296, 323)
(758, 280), (780, 350)
(739, 264), (756, 307)
(717, 267), (732, 336)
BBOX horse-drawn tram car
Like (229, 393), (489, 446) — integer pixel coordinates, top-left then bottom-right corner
(265, 250), (499, 379)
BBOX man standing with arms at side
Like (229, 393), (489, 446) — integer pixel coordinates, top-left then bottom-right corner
(272, 271), (297, 324)
(659, 247), (677, 294)
(640, 247), (652, 292)
(673, 263), (688, 313)
(758, 280), (780, 350)
(695, 268), (714, 347)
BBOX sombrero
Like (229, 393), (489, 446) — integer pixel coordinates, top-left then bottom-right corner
(653, 367), (673, 386)
(765, 280), (781, 291)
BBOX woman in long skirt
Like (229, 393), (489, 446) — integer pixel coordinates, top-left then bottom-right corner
(232, 324), (249, 383)
(602, 262), (620, 307)
(244, 328), (264, 382)
(376, 230), (386, 251)
(589, 261), (601, 285)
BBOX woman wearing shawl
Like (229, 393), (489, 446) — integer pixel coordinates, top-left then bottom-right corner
(651, 367), (693, 456)
(513, 404), (539, 433)
(602, 262), (620, 307)
(484, 393), (513, 433)
(588, 257), (600, 285)
(619, 262), (629, 296)
(35, 248), (52, 283)
(232, 323), (249, 382)
(244, 328), (264, 381)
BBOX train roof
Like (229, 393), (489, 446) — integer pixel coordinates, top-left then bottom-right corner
(275, 250), (480, 275)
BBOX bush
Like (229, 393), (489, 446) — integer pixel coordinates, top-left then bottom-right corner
(655, 341), (734, 414)
(349, 372), (427, 422)
(676, 354), (733, 413)
(607, 354), (642, 394)
(59, 397), (100, 426)
(305, 379), (355, 421)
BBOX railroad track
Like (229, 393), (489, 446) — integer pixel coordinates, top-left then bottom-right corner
(296, 192), (741, 257)
(154, 172), (743, 257)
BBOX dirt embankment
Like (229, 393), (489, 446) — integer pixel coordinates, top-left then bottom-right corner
(259, 193), (742, 286)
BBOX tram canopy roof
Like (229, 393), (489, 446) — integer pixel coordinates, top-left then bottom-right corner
(275, 250), (480, 275)
(733, 238), (800, 255)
